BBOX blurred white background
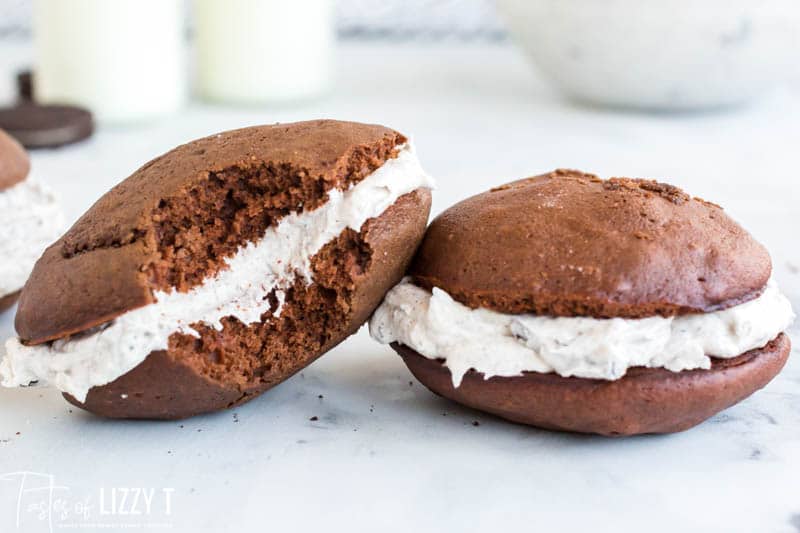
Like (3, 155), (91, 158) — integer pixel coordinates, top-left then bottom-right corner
(0, 0), (506, 39)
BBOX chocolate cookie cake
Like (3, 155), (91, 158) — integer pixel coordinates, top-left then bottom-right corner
(1, 120), (434, 419)
(370, 170), (794, 436)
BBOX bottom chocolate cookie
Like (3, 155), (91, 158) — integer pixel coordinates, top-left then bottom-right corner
(0, 291), (20, 313)
(395, 334), (791, 436)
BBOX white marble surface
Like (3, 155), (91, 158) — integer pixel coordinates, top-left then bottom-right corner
(0, 40), (799, 533)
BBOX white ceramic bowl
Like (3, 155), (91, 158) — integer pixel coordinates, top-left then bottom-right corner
(496, 0), (800, 110)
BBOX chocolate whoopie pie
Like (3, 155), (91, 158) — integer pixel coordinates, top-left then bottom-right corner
(0, 128), (29, 189)
(370, 169), (794, 436)
(1, 120), (434, 419)
(0, 129), (63, 312)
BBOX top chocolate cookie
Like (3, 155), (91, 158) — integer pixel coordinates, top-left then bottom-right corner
(410, 169), (770, 318)
(0, 128), (30, 191)
(16, 120), (407, 343)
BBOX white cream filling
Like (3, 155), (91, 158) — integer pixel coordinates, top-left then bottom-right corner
(0, 180), (64, 297)
(369, 278), (795, 387)
(1, 144), (434, 402)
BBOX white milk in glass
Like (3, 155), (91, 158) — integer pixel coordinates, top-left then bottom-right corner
(194, 0), (334, 104)
(33, 0), (186, 124)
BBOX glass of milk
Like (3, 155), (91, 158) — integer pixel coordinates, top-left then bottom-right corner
(33, 0), (186, 124)
(194, 0), (334, 105)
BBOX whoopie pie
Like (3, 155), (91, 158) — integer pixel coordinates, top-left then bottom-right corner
(0, 128), (63, 312)
(370, 169), (794, 436)
(1, 120), (434, 419)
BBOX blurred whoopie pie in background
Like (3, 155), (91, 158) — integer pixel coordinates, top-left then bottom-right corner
(0, 128), (64, 312)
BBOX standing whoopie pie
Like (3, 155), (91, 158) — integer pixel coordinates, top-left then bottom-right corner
(0, 128), (63, 312)
(370, 170), (794, 436)
(1, 120), (434, 419)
